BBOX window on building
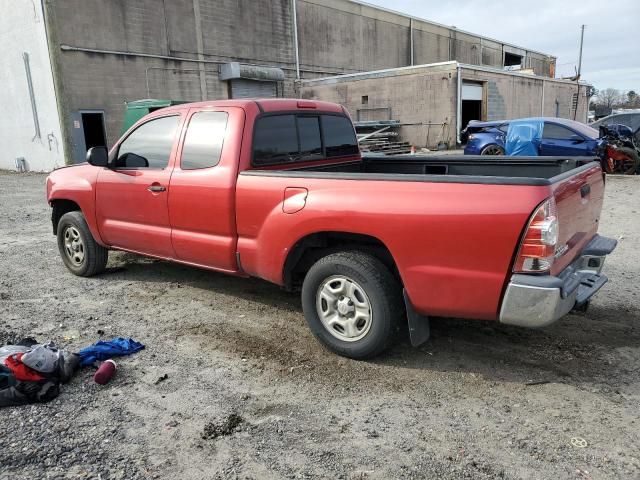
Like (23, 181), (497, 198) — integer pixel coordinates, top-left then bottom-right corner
(322, 115), (359, 158)
(181, 111), (229, 170)
(542, 123), (576, 140)
(252, 114), (359, 165)
(504, 52), (522, 67)
(115, 115), (180, 169)
(362, 95), (369, 105)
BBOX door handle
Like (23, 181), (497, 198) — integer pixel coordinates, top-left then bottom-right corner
(147, 184), (166, 192)
(580, 184), (591, 198)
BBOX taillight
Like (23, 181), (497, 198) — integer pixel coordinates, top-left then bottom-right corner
(514, 198), (559, 273)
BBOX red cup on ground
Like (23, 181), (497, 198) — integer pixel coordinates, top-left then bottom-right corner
(94, 359), (117, 385)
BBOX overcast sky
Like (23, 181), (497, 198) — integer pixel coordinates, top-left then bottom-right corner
(366, 0), (639, 94)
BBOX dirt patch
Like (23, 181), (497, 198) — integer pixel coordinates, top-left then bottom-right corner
(202, 413), (245, 440)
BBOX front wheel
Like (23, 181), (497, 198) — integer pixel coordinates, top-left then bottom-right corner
(57, 211), (108, 276)
(301, 251), (402, 359)
(611, 147), (639, 175)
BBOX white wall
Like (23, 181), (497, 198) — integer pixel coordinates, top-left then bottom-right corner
(0, 0), (65, 172)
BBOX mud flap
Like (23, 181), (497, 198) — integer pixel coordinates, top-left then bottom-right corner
(403, 289), (430, 347)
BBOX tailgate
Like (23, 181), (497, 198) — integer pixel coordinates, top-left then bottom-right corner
(550, 163), (605, 275)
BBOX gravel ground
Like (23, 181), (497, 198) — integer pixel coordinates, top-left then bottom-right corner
(0, 171), (638, 480)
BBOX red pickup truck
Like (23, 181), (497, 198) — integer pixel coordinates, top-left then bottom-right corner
(46, 99), (616, 359)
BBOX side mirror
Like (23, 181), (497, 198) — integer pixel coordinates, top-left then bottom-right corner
(86, 146), (109, 167)
(120, 153), (149, 168)
(570, 134), (585, 144)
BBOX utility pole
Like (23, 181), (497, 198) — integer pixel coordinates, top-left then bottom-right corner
(574, 25), (586, 122)
(577, 25), (585, 79)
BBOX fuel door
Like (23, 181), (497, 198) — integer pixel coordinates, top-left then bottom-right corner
(283, 187), (308, 214)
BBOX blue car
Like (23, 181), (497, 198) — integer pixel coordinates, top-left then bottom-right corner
(463, 117), (599, 156)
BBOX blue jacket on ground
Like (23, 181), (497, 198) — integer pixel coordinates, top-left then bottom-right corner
(78, 338), (145, 367)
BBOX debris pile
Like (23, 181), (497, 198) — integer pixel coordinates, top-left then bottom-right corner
(354, 120), (412, 155)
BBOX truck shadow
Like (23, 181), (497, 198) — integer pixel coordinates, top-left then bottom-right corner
(381, 311), (639, 390)
(100, 253), (639, 390)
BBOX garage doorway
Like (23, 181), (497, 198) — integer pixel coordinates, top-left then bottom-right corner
(71, 110), (107, 163)
(228, 79), (277, 99)
(461, 82), (484, 132)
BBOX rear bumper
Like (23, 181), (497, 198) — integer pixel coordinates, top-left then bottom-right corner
(499, 234), (617, 328)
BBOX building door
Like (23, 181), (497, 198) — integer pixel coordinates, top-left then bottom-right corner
(229, 79), (277, 98)
(70, 110), (107, 163)
(461, 82), (484, 132)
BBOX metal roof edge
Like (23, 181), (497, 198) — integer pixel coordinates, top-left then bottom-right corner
(299, 61), (591, 87)
(300, 61), (459, 85)
(458, 63), (592, 85)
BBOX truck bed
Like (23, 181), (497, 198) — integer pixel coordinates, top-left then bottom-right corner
(238, 154), (604, 319)
(245, 155), (599, 186)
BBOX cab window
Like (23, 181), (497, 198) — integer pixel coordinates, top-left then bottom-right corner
(181, 111), (228, 170)
(253, 114), (358, 166)
(322, 115), (359, 158)
(115, 116), (180, 169)
(253, 115), (299, 164)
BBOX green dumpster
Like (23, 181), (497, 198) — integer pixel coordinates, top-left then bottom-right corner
(121, 99), (188, 134)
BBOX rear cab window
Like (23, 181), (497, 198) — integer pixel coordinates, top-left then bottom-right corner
(252, 113), (358, 166)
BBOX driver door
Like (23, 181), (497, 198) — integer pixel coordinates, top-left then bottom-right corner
(540, 122), (588, 156)
(95, 114), (183, 258)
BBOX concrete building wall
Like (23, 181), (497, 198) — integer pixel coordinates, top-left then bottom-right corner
(542, 81), (589, 122)
(297, 0), (411, 73)
(461, 67), (589, 122)
(34, 0), (558, 167)
(301, 65), (458, 148)
(297, 0), (555, 77)
(0, 0), (65, 172)
(48, 0), (296, 148)
(301, 64), (591, 149)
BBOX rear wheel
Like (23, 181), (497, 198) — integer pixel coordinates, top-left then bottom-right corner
(480, 144), (504, 155)
(301, 251), (402, 359)
(57, 211), (108, 276)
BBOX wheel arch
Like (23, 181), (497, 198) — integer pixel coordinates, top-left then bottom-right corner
(50, 199), (82, 235)
(282, 231), (401, 291)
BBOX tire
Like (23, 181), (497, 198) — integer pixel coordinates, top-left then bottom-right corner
(614, 147), (639, 175)
(480, 144), (504, 155)
(301, 251), (403, 359)
(57, 211), (108, 277)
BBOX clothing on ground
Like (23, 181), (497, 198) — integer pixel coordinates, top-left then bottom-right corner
(0, 340), (79, 408)
(77, 337), (145, 367)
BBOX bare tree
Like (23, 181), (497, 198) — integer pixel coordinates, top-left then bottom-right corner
(596, 88), (623, 108)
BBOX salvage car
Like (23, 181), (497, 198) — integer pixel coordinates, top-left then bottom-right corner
(464, 117), (599, 156)
(46, 99), (616, 359)
(592, 112), (640, 147)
